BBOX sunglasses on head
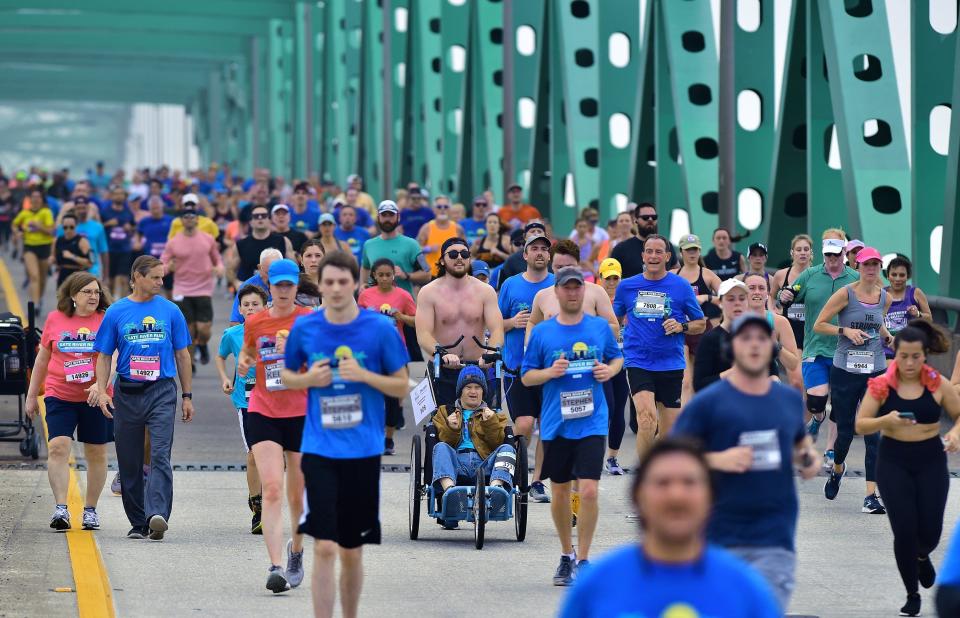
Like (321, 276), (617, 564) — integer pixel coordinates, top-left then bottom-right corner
(446, 249), (470, 259)
(638, 214), (658, 222)
(252, 212), (269, 220)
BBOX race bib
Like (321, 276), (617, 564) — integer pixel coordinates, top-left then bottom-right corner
(129, 355), (160, 381)
(738, 429), (782, 471)
(149, 242), (166, 257)
(846, 350), (875, 374)
(617, 327), (624, 349)
(64, 358), (94, 383)
(634, 291), (667, 318)
(264, 360), (286, 391)
(109, 226), (127, 241)
(561, 388), (594, 420)
(786, 303), (805, 321)
(321, 394), (363, 429)
(244, 375), (256, 401)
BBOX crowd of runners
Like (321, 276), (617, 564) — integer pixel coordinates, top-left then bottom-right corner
(5, 162), (960, 617)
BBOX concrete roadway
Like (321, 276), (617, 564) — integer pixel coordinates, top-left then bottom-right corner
(2, 254), (960, 617)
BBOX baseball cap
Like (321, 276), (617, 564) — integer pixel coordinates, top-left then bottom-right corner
(524, 235), (551, 251)
(510, 229), (525, 246)
(472, 260), (491, 278)
(718, 278), (749, 297)
(271, 203), (290, 215)
(524, 221), (546, 236)
(845, 239), (865, 253)
(293, 181), (311, 193)
(729, 313), (774, 338)
(319, 213), (336, 225)
(377, 200), (399, 214)
(679, 234), (702, 251)
(268, 259), (301, 285)
(507, 183), (522, 192)
(822, 238), (845, 255)
(855, 246), (882, 264)
(748, 242), (768, 255)
(599, 258), (622, 279)
(181, 193), (199, 206)
(555, 267), (585, 286)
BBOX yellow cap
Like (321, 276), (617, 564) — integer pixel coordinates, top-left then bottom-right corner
(599, 258), (622, 279)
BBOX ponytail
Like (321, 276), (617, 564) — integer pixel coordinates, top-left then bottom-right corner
(894, 318), (950, 355)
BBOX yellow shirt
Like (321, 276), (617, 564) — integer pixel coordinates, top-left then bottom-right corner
(12, 207), (55, 246)
(168, 216), (220, 240)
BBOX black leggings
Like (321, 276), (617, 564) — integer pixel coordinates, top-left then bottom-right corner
(603, 370), (630, 451)
(876, 436), (949, 595)
(828, 366), (881, 481)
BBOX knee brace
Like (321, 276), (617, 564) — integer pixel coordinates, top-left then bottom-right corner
(493, 449), (516, 479)
(806, 394), (828, 416)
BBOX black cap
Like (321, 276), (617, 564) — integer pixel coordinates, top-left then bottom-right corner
(294, 181), (310, 193)
(748, 242), (768, 255)
(408, 186), (422, 196)
(729, 314), (774, 338)
(510, 229), (525, 246)
(524, 221), (546, 236)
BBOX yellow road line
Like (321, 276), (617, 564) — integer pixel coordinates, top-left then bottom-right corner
(0, 261), (115, 617)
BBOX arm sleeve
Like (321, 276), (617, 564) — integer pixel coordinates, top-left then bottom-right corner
(401, 290), (417, 315)
(793, 268), (810, 303)
(94, 227), (108, 253)
(217, 329), (233, 359)
(497, 281), (512, 318)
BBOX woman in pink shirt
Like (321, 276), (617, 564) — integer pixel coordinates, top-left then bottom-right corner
(25, 272), (114, 531)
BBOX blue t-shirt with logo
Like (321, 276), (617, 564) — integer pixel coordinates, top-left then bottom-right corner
(334, 226), (370, 260)
(218, 323), (256, 410)
(671, 379), (805, 551)
(613, 272), (704, 371)
(497, 272), (555, 371)
(290, 204), (320, 233)
(334, 206), (373, 229)
(522, 314), (621, 440)
(461, 218), (486, 246)
(559, 545), (780, 618)
(137, 215), (173, 258)
(58, 220), (108, 277)
(99, 205), (136, 253)
(94, 296), (191, 380)
(285, 309), (409, 458)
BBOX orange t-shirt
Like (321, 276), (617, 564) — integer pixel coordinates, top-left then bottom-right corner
(41, 310), (114, 402)
(424, 220), (460, 276)
(243, 306), (312, 418)
(498, 204), (542, 228)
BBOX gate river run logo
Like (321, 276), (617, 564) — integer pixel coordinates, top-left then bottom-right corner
(122, 317), (167, 343)
(553, 341), (599, 374)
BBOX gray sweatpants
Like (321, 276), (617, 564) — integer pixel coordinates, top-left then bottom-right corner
(113, 379), (178, 528)
(727, 546), (796, 611)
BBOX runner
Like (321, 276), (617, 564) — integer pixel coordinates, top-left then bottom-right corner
(270, 204), (308, 259)
(609, 203), (678, 278)
(360, 201), (431, 294)
(52, 213), (93, 287)
(25, 273), (113, 531)
(673, 234), (721, 404)
(470, 212), (513, 268)
(597, 258), (630, 475)
(771, 233), (813, 349)
(812, 246), (893, 513)
(845, 239), (865, 270)
(135, 197), (174, 298)
(333, 204), (370, 262)
(215, 284), (269, 534)
(856, 319), (960, 617)
(399, 186), (434, 238)
(416, 237), (503, 408)
(229, 248), (283, 324)
(692, 278), (763, 391)
(495, 221), (551, 290)
(461, 195), (490, 247)
(736, 242), (771, 294)
(64, 196), (109, 283)
(281, 251), (410, 618)
(883, 256), (932, 360)
(99, 186), (136, 298)
(289, 181), (320, 238)
(744, 273), (801, 387)
(417, 196), (466, 278)
(230, 204), (293, 282)
(498, 233), (556, 502)
(358, 257), (417, 454)
(92, 256), (194, 541)
(160, 202), (224, 366)
(703, 227), (746, 281)
(498, 183), (542, 230)
(612, 234), (705, 461)
(237, 259), (312, 593)
(12, 186), (55, 314)
(558, 439), (781, 617)
(299, 238), (325, 289)
(672, 314), (820, 611)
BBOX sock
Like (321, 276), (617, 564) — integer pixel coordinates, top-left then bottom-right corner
(562, 552), (576, 561)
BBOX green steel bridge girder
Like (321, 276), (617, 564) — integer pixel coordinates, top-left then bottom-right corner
(0, 9), (273, 36)
(940, 27), (960, 297)
(0, 0), (296, 20)
(0, 30), (248, 61)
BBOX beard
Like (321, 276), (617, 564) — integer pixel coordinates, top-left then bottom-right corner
(379, 220), (397, 233)
(445, 264), (468, 278)
(639, 222), (658, 236)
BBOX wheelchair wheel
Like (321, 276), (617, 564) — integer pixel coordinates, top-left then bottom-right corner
(514, 435), (528, 542)
(474, 469), (486, 550)
(409, 435), (422, 540)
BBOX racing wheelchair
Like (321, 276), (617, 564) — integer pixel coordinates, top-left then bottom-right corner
(408, 336), (528, 549)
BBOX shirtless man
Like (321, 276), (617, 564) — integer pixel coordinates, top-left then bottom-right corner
(416, 237), (504, 409)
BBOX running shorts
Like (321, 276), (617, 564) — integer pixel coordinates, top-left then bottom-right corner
(505, 375), (542, 420)
(626, 367), (684, 408)
(44, 396), (114, 444)
(540, 435), (605, 483)
(245, 411), (304, 452)
(299, 454), (381, 548)
(174, 295), (214, 323)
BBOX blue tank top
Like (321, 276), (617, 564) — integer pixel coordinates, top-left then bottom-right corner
(884, 285), (916, 357)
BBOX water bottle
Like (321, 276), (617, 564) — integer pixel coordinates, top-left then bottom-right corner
(5, 345), (21, 375)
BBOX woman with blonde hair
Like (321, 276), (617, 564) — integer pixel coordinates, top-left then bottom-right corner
(772, 233), (814, 349)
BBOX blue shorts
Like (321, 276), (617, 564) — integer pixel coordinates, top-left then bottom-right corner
(801, 356), (833, 390)
(44, 396), (114, 444)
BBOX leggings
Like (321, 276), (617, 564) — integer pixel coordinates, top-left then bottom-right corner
(876, 436), (949, 595)
(828, 366), (881, 481)
(603, 370), (630, 451)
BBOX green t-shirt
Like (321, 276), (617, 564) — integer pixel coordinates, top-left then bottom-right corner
(793, 263), (860, 360)
(361, 234), (426, 294)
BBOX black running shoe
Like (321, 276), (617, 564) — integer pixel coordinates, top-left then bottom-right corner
(900, 592), (920, 616)
(862, 494), (885, 514)
(823, 462), (846, 500)
(553, 555), (575, 586)
(127, 526), (148, 539)
(919, 556), (936, 589)
(384, 438), (395, 456)
(198, 344), (210, 365)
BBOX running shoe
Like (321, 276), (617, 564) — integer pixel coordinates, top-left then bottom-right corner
(530, 481), (551, 503)
(384, 438), (395, 456)
(919, 556), (936, 589)
(127, 526), (148, 539)
(806, 413), (825, 439)
(571, 492), (580, 528)
(862, 494), (886, 515)
(111, 472), (121, 496)
(823, 449), (835, 470)
(249, 495), (263, 535)
(266, 565), (290, 594)
(553, 555), (576, 586)
(50, 505), (70, 531)
(823, 462), (846, 500)
(285, 539), (305, 588)
(147, 514), (168, 541)
(198, 344), (210, 365)
(82, 508), (101, 530)
(900, 592), (921, 616)
(605, 457), (625, 475)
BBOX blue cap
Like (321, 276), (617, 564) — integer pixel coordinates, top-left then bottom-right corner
(268, 259), (301, 285)
(319, 213), (336, 225)
(472, 260), (490, 278)
(456, 365), (488, 399)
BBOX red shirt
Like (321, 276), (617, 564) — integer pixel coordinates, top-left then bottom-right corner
(357, 286), (416, 343)
(498, 204), (542, 228)
(41, 310), (113, 402)
(243, 306), (312, 418)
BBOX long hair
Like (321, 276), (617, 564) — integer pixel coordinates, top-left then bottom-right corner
(56, 272), (112, 317)
(894, 319), (950, 355)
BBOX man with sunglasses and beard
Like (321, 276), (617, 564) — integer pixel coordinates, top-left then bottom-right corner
(610, 202), (678, 278)
(416, 237), (504, 410)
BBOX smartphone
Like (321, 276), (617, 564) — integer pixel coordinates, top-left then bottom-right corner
(897, 411), (916, 420)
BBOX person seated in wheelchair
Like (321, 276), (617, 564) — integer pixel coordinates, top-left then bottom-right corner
(431, 365), (516, 516)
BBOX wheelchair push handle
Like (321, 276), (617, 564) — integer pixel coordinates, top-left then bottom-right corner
(433, 336), (465, 378)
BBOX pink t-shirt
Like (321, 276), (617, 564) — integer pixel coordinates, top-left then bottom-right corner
(357, 286), (416, 343)
(41, 310), (113, 402)
(160, 231), (222, 298)
(243, 307), (311, 419)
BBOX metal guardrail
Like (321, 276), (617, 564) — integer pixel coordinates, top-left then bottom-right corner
(929, 295), (960, 334)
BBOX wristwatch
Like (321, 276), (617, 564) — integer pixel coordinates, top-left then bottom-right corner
(838, 327), (845, 336)
(181, 392), (193, 399)
(681, 322), (689, 333)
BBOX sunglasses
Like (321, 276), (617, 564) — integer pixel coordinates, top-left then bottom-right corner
(435, 204), (450, 210)
(638, 214), (658, 222)
(252, 213), (269, 220)
(62, 225), (75, 230)
(446, 249), (470, 259)
(474, 202), (488, 207)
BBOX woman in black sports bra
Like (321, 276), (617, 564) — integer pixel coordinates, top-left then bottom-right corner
(674, 234), (721, 404)
(856, 320), (960, 617)
(772, 234), (813, 350)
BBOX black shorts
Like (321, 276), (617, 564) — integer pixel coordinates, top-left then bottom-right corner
(163, 273), (174, 291)
(108, 251), (133, 278)
(175, 295), (214, 323)
(236, 407), (253, 451)
(626, 367), (684, 409)
(385, 396), (404, 429)
(245, 411), (305, 452)
(541, 435), (605, 483)
(24, 243), (52, 261)
(505, 375), (542, 420)
(44, 396), (114, 444)
(299, 454), (381, 549)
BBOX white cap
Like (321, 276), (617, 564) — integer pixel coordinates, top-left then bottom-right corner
(822, 238), (845, 255)
(718, 278), (749, 297)
(271, 203), (290, 214)
(181, 193), (199, 206)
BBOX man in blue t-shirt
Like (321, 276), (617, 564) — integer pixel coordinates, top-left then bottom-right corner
(100, 186), (136, 297)
(399, 186), (434, 238)
(93, 255), (193, 541)
(333, 204), (370, 261)
(522, 267), (623, 586)
(671, 314), (819, 610)
(559, 438), (780, 617)
(460, 194), (490, 247)
(498, 234), (555, 503)
(612, 234), (705, 461)
(280, 252), (409, 618)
